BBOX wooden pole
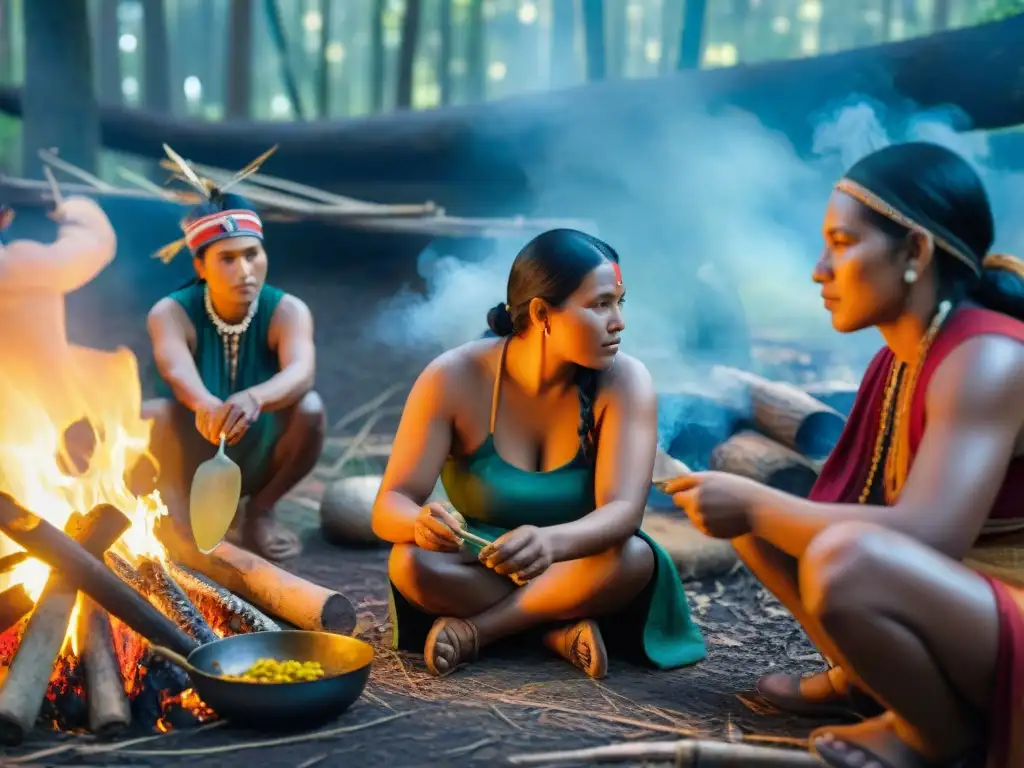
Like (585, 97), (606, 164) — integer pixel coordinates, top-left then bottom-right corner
(77, 597), (130, 739)
(507, 739), (822, 766)
(710, 431), (819, 497)
(0, 504), (129, 746)
(174, 540), (355, 634)
(0, 493), (198, 659)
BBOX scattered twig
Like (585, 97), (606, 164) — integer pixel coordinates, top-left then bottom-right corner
(100, 712), (409, 756)
(331, 384), (405, 432)
(76, 720), (228, 755)
(38, 149), (116, 191)
(489, 703), (524, 731)
(296, 753), (329, 768)
(506, 739), (822, 766)
(444, 736), (498, 757)
(323, 408), (387, 477)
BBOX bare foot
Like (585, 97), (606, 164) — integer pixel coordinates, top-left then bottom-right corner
(812, 713), (967, 768)
(424, 617), (479, 676)
(542, 619), (608, 679)
(242, 509), (302, 561)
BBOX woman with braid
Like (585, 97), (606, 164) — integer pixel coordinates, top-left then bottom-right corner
(373, 229), (705, 679)
(662, 142), (1024, 767)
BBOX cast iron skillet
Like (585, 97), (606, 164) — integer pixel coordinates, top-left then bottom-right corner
(151, 630), (374, 729)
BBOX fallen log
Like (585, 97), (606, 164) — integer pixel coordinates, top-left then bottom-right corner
(166, 562), (279, 635)
(715, 367), (845, 460)
(0, 585), (33, 634)
(1, 15), (1023, 187)
(507, 739), (820, 766)
(0, 493), (198, 658)
(137, 557), (218, 645)
(710, 431), (819, 497)
(0, 504), (129, 746)
(174, 540), (356, 634)
(77, 596), (130, 739)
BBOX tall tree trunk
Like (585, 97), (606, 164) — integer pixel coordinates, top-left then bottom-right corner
(0, 0), (15, 86)
(731, 0), (751, 61)
(677, 0), (707, 70)
(932, 0), (950, 30)
(465, 0), (485, 102)
(315, 0), (332, 116)
(582, 0), (605, 81)
(22, 0), (99, 176)
(880, 0), (894, 40)
(140, 0), (170, 112)
(225, 0), (254, 119)
(437, 0), (452, 105)
(395, 0), (421, 109)
(659, 0), (681, 74)
(549, 0), (576, 88)
(605, 0), (625, 78)
(370, 0), (385, 112)
(96, 0), (122, 104)
(263, 0), (305, 119)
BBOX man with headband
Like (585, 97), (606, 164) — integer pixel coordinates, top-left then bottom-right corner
(143, 148), (323, 561)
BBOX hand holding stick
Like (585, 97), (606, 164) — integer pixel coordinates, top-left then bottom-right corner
(434, 503), (527, 586)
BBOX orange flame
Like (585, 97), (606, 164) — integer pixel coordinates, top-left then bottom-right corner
(0, 345), (169, 648)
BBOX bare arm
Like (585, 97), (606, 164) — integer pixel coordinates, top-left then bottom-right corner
(0, 197), (116, 294)
(147, 298), (217, 412)
(747, 335), (1024, 559)
(371, 356), (457, 544)
(548, 356), (659, 562)
(248, 295), (315, 412)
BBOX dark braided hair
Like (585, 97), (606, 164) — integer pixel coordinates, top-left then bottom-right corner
(485, 228), (621, 462)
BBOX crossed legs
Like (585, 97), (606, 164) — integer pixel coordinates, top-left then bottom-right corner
(389, 536), (654, 677)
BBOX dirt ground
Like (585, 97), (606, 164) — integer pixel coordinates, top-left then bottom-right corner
(0, 264), (836, 766)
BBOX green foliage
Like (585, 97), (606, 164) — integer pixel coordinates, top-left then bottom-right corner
(978, 0), (1024, 22)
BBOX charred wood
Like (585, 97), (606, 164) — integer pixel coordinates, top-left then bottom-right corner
(0, 493), (198, 658)
(77, 597), (130, 739)
(0, 505), (128, 745)
(137, 557), (218, 645)
(167, 562), (279, 634)
(104, 551), (149, 595)
(0, 585), (32, 635)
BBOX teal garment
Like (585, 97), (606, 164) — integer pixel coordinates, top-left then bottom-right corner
(389, 341), (706, 670)
(154, 281), (285, 487)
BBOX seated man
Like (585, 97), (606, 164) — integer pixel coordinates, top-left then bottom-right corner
(143, 164), (323, 561)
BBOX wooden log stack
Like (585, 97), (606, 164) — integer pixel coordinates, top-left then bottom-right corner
(0, 490), (356, 744)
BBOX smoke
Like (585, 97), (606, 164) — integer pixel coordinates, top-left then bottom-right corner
(365, 94), (1024, 391)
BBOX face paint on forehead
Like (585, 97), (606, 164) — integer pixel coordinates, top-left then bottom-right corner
(611, 261), (623, 286)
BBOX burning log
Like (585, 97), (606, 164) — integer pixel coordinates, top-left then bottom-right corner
(0, 552), (29, 574)
(104, 550), (148, 593)
(710, 431), (819, 497)
(136, 557), (218, 645)
(167, 562), (279, 635)
(175, 541), (356, 634)
(0, 492), (198, 658)
(0, 585), (33, 634)
(77, 597), (130, 739)
(0, 504), (129, 746)
(715, 367), (845, 461)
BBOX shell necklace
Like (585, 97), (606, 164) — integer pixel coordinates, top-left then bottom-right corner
(204, 284), (259, 391)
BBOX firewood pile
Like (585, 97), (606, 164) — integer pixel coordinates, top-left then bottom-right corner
(0, 494), (356, 746)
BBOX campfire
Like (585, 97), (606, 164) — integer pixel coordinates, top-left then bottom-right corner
(0, 348), (354, 746)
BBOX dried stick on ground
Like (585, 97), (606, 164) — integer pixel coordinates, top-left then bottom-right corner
(507, 739), (821, 766)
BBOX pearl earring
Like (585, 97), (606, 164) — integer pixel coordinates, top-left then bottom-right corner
(544, 324), (550, 336)
(904, 268), (918, 285)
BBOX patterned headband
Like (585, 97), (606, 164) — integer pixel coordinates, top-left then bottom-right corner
(835, 178), (980, 276)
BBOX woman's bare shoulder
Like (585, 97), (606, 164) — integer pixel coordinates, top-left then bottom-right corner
(597, 353), (656, 407)
(417, 337), (502, 392)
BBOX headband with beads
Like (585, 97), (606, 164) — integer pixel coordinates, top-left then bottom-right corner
(835, 178), (1024, 279)
(153, 144), (277, 264)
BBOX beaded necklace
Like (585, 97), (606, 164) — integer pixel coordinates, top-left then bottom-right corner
(203, 284), (259, 391)
(858, 300), (953, 505)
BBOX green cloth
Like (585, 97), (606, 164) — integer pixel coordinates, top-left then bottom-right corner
(389, 422), (707, 669)
(154, 281), (285, 485)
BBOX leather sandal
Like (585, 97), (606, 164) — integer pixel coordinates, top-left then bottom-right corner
(756, 669), (885, 720)
(810, 715), (980, 768)
(542, 620), (609, 679)
(424, 617), (479, 677)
